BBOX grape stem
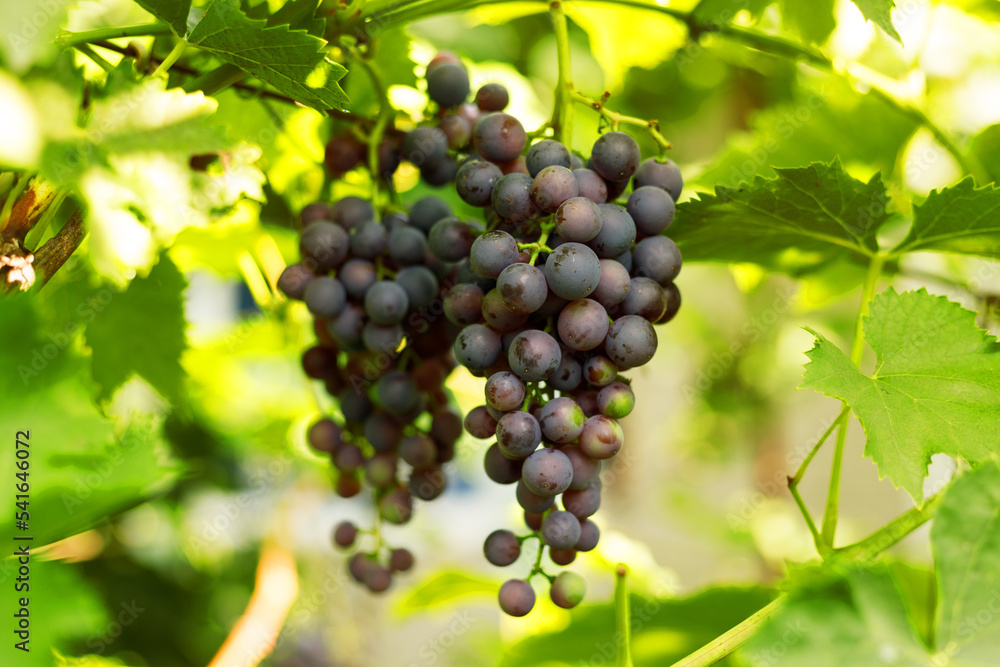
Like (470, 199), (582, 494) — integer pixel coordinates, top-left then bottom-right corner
(614, 564), (634, 667)
(525, 222), (555, 266)
(343, 43), (395, 210)
(55, 22), (173, 48)
(569, 90), (672, 157)
(75, 44), (116, 72)
(549, 2), (574, 148)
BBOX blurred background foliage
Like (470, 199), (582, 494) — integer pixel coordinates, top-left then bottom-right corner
(0, 0), (998, 665)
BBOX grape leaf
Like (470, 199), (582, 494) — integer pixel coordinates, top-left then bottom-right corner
(742, 568), (928, 666)
(779, 0), (836, 44)
(850, 0), (903, 42)
(801, 288), (1000, 504)
(970, 123), (1000, 183)
(0, 0), (72, 73)
(130, 0), (194, 35)
(186, 0), (348, 112)
(693, 0), (774, 22)
(891, 178), (1000, 259)
(85, 254), (188, 403)
(673, 159), (886, 273)
(932, 460), (1000, 662)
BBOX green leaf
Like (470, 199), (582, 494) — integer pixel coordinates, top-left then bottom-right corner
(267, 0), (327, 35)
(801, 288), (1000, 504)
(932, 461), (1000, 661)
(742, 568), (928, 665)
(970, 123), (1000, 183)
(130, 0), (194, 35)
(395, 570), (498, 613)
(0, 0), (73, 72)
(186, 0), (348, 112)
(85, 254), (188, 403)
(891, 178), (1000, 259)
(849, 0), (903, 42)
(779, 0), (836, 44)
(673, 159), (884, 273)
(693, 0), (774, 22)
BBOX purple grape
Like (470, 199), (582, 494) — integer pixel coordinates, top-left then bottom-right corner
(561, 445), (601, 490)
(634, 157), (683, 201)
(557, 298), (610, 351)
(538, 396), (586, 443)
(466, 405), (500, 438)
(485, 442), (523, 483)
(498, 579), (535, 617)
(541, 510), (581, 549)
(578, 415), (624, 459)
(620, 277), (667, 321)
(576, 519), (600, 551)
(574, 168), (609, 204)
(591, 131), (640, 183)
(563, 484), (601, 518)
(531, 165), (579, 213)
(444, 283), (486, 326)
(550, 571), (586, 609)
(627, 185), (675, 236)
(632, 236), (682, 285)
(474, 113), (527, 163)
(522, 448), (574, 496)
(471, 230), (520, 278)
(486, 371), (526, 412)
(543, 242), (602, 300)
(605, 315), (657, 368)
(485, 530), (521, 566)
(588, 204), (636, 259)
(590, 258), (632, 309)
(555, 197), (604, 242)
(454, 324), (502, 371)
(497, 263), (548, 313)
(508, 330), (561, 381)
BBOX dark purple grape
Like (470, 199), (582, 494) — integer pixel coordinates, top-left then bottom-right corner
(395, 266), (439, 310)
(301, 345), (338, 379)
(491, 173), (538, 223)
(365, 452), (398, 487)
(375, 371), (419, 416)
(543, 242), (601, 300)
(485, 442), (523, 483)
(388, 226), (429, 266)
(498, 579), (535, 617)
(541, 510), (581, 549)
(474, 113), (527, 163)
(588, 204), (636, 259)
(522, 448), (574, 496)
(605, 315), (657, 368)
(308, 418), (342, 454)
(364, 413), (404, 452)
(576, 519), (600, 551)
(658, 282), (681, 324)
(336, 474), (362, 498)
(604, 176), (629, 202)
(427, 62), (470, 107)
(632, 236), (682, 285)
(471, 230), (520, 278)
(574, 168), (609, 204)
(304, 276), (347, 319)
(403, 126), (448, 167)
(516, 480), (555, 513)
(409, 197), (452, 233)
(557, 299), (610, 351)
(496, 411), (542, 460)
(535, 290), (569, 317)
(538, 396), (586, 443)
(428, 217), (475, 262)
(548, 351), (582, 392)
(362, 321), (404, 353)
(524, 511), (544, 531)
(508, 330), (561, 381)
(420, 157), (459, 186)
(620, 277), (666, 321)
(301, 221), (349, 272)
(497, 263), (547, 313)
(364, 281), (410, 324)
(431, 409), (463, 445)
(350, 221), (389, 259)
(555, 197), (603, 242)
(563, 484), (601, 518)
(426, 51), (461, 76)
(409, 467), (447, 500)
(476, 83), (509, 112)
(582, 355), (618, 387)
(591, 131), (640, 182)
(526, 140), (571, 177)
(634, 157), (683, 201)
(531, 165), (579, 213)
(457, 159), (504, 207)
(482, 288), (530, 332)
(339, 388), (373, 422)
(591, 258), (631, 309)
(578, 415), (624, 459)
(486, 371), (527, 412)
(444, 283), (484, 325)
(334, 443), (364, 473)
(467, 405), (500, 439)
(550, 549), (577, 566)
(400, 434), (437, 468)
(627, 186), (675, 236)
(484, 529), (521, 566)
(390, 548), (415, 572)
(301, 202), (333, 226)
(561, 445), (601, 490)
(332, 196), (375, 229)
(338, 259), (377, 300)
(440, 115), (473, 149)
(333, 521), (357, 548)
(550, 571), (586, 609)
(348, 553), (373, 583)
(365, 565), (393, 593)
(598, 381), (635, 418)
(378, 486), (413, 524)
(325, 135), (366, 174)
(329, 304), (365, 347)
(454, 324), (502, 371)
(614, 249), (633, 272)
(278, 263), (314, 300)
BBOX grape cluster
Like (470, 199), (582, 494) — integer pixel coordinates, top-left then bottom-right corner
(444, 99), (683, 615)
(278, 195), (466, 593)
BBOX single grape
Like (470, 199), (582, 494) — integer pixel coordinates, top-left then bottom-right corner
(508, 330), (561, 381)
(522, 448), (574, 496)
(457, 159), (504, 207)
(474, 113), (527, 163)
(563, 484), (601, 518)
(588, 204), (636, 259)
(403, 126), (448, 167)
(574, 168), (609, 204)
(614, 249), (633, 273)
(339, 388), (373, 422)
(395, 266), (439, 310)
(301, 221), (349, 272)
(362, 321), (404, 354)
(555, 197), (603, 243)
(604, 176), (629, 202)
(334, 443), (364, 474)
(498, 579), (535, 617)
(576, 519), (600, 551)
(364, 281), (410, 324)
(548, 351), (583, 392)
(543, 242), (602, 300)
(634, 157), (683, 201)
(476, 83), (510, 112)
(336, 473), (362, 498)
(578, 415), (624, 459)
(496, 411), (542, 460)
(482, 288), (530, 332)
(390, 548), (415, 572)
(428, 217), (475, 262)
(348, 553), (373, 584)
(627, 185), (675, 236)
(365, 453), (398, 488)
(486, 371), (527, 412)
(557, 299), (610, 351)
(431, 408), (463, 445)
(364, 413), (404, 452)
(549, 549), (577, 566)
(378, 487), (414, 524)
(598, 381), (635, 419)
(471, 230), (520, 278)
(388, 226), (429, 266)
(325, 135), (366, 174)
(516, 479), (555, 513)
(409, 467), (447, 500)
(427, 62), (470, 107)
(620, 277), (667, 321)
(333, 521), (357, 548)
(365, 565), (393, 593)
(491, 173), (538, 223)
(304, 276), (347, 319)
(338, 259), (377, 300)
(329, 304), (365, 347)
(454, 324), (503, 371)
(526, 140), (572, 177)
(485, 442), (523, 484)
(400, 434), (437, 469)
(308, 418), (342, 454)
(605, 315), (657, 368)
(541, 510), (582, 549)
(375, 371), (420, 417)
(561, 445), (601, 490)
(658, 282), (681, 324)
(590, 258), (632, 309)
(632, 236), (682, 285)
(426, 51), (461, 75)
(332, 196), (375, 229)
(524, 511), (544, 531)
(278, 263), (314, 300)
(445, 284), (485, 325)
(550, 571), (586, 609)
(484, 529), (521, 566)
(591, 131), (640, 183)
(497, 263), (547, 313)
(440, 114), (473, 150)
(300, 201), (333, 226)
(538, 396), (586, 443)
(409, 197), (452, 233)
(531, 165), (579, 213)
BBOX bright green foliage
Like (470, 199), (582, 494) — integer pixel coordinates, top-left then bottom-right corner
(893, 179), (1000, 259)
(131, 0), (192, 34)
(850, 0), (903, 42)
(802, 289), (1000, 504)
(85, 254), (188, 403)
(396, 570), (502, 613)
(675, 160), (885, 272)
(0, 0), (73, 72)
(932, 461), (1000, 662)
(971, 123), (1000, 182)
(779, 0), (837, 44)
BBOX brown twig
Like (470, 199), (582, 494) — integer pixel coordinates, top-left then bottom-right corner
(28, 210), (86, 290)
